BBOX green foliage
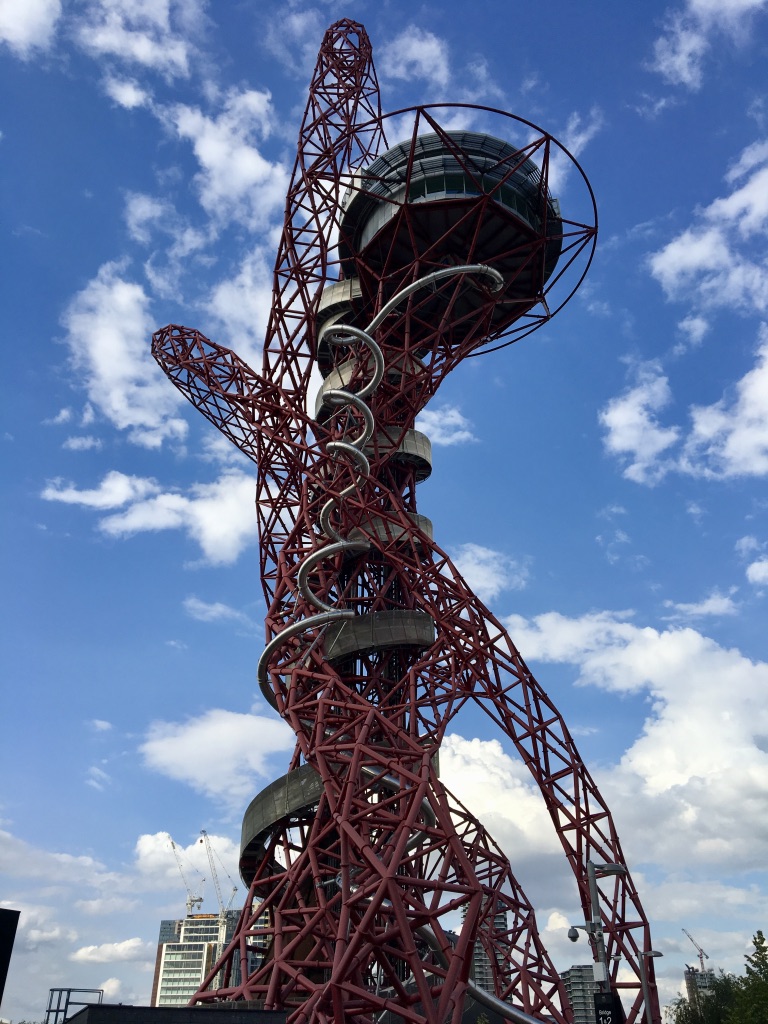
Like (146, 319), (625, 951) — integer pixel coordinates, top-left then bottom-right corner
(725, 930), (768, 1024)
(665, 932), (768, 1024)
(665, 973), (738, 1024)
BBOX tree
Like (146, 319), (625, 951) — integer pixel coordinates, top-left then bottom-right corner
(665, 931), (768, 1024)
(726, 930), (768, 1024)
(665, 973), (738, 1024)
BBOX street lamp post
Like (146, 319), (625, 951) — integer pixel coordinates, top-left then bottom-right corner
(568, 862), (661, 1024)
(587, 861), (627, 993)
(640, 951), (663, 1024)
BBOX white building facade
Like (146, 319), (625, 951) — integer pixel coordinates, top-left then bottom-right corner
(150, 912), (240, 1007)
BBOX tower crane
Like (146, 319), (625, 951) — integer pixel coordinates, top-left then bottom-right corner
(682, 929), (710, 972)
(166, 833), (203, 916)
(199, 830), (238, 921)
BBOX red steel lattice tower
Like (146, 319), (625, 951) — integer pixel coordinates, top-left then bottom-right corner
(152, 19), (661, 1024)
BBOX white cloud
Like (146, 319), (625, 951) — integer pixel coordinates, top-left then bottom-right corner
(183, 596), (254, 628)
(416, 405), (476, 445)
(71, 937), (153, 963)
(546, 106), (604, 193)
(103, 76), (150, 109)
(42, 470), (160, 510)
(125, 193), (174, 244)
(90, 719), (113, 732)
(602, 328), (768, 483)
(140, 708), (294, 807)
(263, 8), (325, 76)
(45, 407), (72, 425)
(503, 607), (768, 869)
(98, 469), (258, 565)
(61, 261), (188, 447)
(649, 12), (711, 90)
(99, 978), (124, 1001)
(681, 326), (768, 477)
(206, 246), (274, 365)
(677, 315), (709, 347)
(599, 362), (680, 484)
(648, 137), (768, 314)
(561, 107), (604, 157)
(746, 557), (768, 585)
(648, 1), (768, 90)
(662, 588), (738, 619)
(42, 469), (257, 564)
(442, 735), (563, 859)
(0, 0), (61, 59)
(63, 435), (103, 452)
(379, 27), (450, 90)
(451, 543), (529, 603)
(164, 89), (289, 230)
(74, 0), (206, 79)
(86, 766), (112, 791)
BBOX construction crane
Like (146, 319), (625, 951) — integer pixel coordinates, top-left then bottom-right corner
(199, 830), (238, 920)
(167, 833), (203, 916)
(683, 928), (710, 973)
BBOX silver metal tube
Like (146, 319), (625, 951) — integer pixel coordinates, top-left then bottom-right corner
(297, 539), (370, 613)
(365, 264), (504, 335)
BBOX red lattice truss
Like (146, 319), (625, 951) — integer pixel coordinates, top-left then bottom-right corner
(151, 19), (660, 1024)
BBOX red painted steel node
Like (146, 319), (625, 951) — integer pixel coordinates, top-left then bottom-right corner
(150, 17), (660, 1024)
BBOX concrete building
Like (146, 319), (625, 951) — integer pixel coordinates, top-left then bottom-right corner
(150, 912), (239, 1007)
(460, 900), (509, 992)
(560, 965), (597, 1024)
(684, 965), (716, 1006)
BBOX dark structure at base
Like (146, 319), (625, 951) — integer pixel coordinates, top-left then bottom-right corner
(68, 1006), (287, 1024)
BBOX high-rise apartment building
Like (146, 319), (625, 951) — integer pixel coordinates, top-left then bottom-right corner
(684, 965), (716, 1005)
(560, 965), (597, 1024)
(459, 900), (509, 991)
(150, 912), (240, 1007)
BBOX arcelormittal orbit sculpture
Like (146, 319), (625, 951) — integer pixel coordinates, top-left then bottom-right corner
(152, 20), (660, 1024)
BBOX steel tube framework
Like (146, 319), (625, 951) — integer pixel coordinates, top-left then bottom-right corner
(151, 19), (660, 1024)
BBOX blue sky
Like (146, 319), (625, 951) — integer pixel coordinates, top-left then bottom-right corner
(2, 0), (768, 1018)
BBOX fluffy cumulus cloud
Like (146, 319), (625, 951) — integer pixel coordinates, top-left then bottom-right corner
(74, 0), (207, 79)
(99, 469), (258, 564)
(600, 327), (768, 482)
(206, 246), (274, 365)
(42, 469), (258, 564)
(599, 362), (680, 484)
(140, 708), (294, 807)
(662, 588), (738, 620)
(441, 735), (574, 911)
(680, 325), (768, 477)
(103, 75), (150, 109)
(416, 405), (475, 445)
(450, 543), (529, 604)
(61, 261), (188, 447)
(0, 0), (61, 58)
(163, 89), (289, 231)
(738, 537), (768, 585)
(71, 937), (153, 963)
(379, 26), (450, 90)
(42, 470), (160, 509)
(503, 608), (768, 870)
(0, 828), (240, 1018)
(649, 0), (768, 90)
(648, 137), (768, 314)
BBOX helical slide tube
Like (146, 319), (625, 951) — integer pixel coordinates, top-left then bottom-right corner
(259, 264), (505, 704)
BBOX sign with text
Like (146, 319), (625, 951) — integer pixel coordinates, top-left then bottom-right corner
(594, 991), (627, 1024)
